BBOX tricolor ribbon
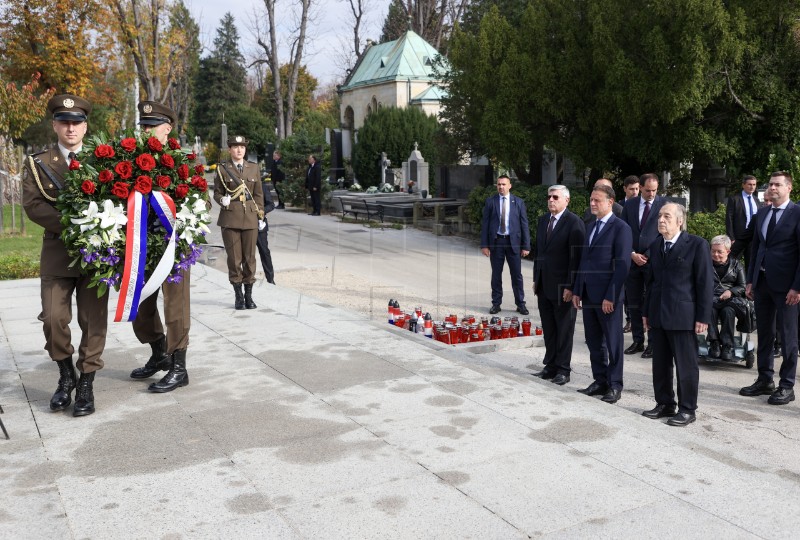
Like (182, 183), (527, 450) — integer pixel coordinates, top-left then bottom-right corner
(114, 190), (177, 322)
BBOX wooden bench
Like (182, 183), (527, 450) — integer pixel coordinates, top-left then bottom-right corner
(334, 196), (385, 223)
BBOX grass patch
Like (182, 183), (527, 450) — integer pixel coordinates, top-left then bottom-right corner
(367, 221), (403, 229)
(1, 204), (42, 279)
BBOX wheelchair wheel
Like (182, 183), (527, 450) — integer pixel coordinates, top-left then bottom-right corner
(745, 350), (755, 369)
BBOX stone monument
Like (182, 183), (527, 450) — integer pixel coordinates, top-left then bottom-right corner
(401, 142), (429, 198)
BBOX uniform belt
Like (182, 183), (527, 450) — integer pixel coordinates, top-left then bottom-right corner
(43, 232), (59, 240)
(496, 234), (510, 238)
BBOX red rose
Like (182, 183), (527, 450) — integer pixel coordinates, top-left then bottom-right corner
(120, 138), (137, 152)
(111, 182), (130, 199)
(69, 159), (80, 170)
(94, 144), (115, 159)
(159, 153), (175, 168)
(156, 175), (171, 189)
(147, 137), (163, 152)
(194, 164), (205, 175)
(115, 161), (133, 179)
(177, 163), (189, 180)
(98, 169), (114, 183)
(168, 138), (180, 150)
(134, 175), (152, 194)
(187, 153), (196, 161)
(175, 183), (189, 199)
(81, 180), (96, 194)
(135, 153), (156, 172)
(191, 176), (208, 192)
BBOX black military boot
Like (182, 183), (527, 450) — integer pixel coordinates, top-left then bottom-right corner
(73, 371), (95, 417)
(148, 349), (188, 393)
(244, 283), (257, 309)
(130, 334), (171, 379)
(50, 357), (77, 411)
(234, 284), (245, 310)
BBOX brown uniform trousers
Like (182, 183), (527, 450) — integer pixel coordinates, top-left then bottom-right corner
(22, 147), (108, 373)
(214, 161), (263, 285)
(132, 267), (191, 354)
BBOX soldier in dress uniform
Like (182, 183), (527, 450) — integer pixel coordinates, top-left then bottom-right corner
(22, 93), (108, 417)
(214, 135), (264, 309)
(129, 101), (194, 392)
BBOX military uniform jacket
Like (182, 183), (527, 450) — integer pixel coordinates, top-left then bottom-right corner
(22, 146), (80, 277)
(214, 160), (264, 230)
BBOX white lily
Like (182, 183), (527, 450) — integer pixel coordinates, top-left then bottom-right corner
(97, 199), (128, 230)
(71, 201), (100, 232)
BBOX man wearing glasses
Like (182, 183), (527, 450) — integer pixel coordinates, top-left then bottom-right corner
(480, 175), (531, 315)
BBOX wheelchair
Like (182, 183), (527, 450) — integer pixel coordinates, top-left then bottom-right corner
(697, 297), (756, 369)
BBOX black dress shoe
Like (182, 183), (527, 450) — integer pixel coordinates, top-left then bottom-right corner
(641, 345), (653, 358)
(601, 387), (622, 403)
(489, 304), (501, 314)
(708, 340), (721, 359)
(516, 305), (529, 315)
(532, 369), (556, 380)
(773, 343), (782, 357)
(667, 412), (696, 426)
(739, 379), (776, 397)
(767, 387), (796, 405)
(624, 342), (644, 355)
(551, 373), (570, 386)
(577, 381), (608, 396)
(641, 403), (677, 419)
(720, 344), (733, 361)
(622, 322), (631, 333)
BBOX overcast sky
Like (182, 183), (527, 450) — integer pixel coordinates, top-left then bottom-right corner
(187, 0), (392, 87)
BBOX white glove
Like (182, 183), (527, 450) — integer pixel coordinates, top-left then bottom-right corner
(221, 195), (231, 207)
(258, 220), (266, 231)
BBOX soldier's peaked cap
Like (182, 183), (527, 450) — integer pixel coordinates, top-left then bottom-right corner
(228, 135), (249, 147)
(138, 101), (176, 126)
(48, 94), (91, 122)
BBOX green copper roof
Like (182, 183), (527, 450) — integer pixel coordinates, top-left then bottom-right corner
(341, 31), (446, 90)
(410, 85), (447, 102)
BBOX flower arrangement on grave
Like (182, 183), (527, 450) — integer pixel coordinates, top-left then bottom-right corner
(56, 131), (211, 320)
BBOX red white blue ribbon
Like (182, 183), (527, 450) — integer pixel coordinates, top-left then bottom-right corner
(114, 190), (177, 322)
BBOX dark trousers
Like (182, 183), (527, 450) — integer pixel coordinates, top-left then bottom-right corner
(650, 327), (699, 413)
(133, 267), (191, 354)
(754, 279), (798, 388)
(582, 300), (625, 390)
(537, 293), (577, 374)
(310, 189), (321, 214)
(256, 227), (275, 283)
(707, 305), (736, 347)
(273, 181), (283, 206)
(625, 263), (651, 344)
(489, 236), (525, 307)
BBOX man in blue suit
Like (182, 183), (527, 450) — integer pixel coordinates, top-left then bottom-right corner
(741, 171), (800, 405)
(620, 173), (666, 358)
(642, 203), (713, 426)
(572, 185), (632, 403)
(481, 175), (531, 315)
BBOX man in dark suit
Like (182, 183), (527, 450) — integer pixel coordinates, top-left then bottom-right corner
(726, 175), (760, 269)
(480, 175), (531, 315)
(532, 185), (585, 385)
(572, 185), (632, 403)
(642, 203), (713, 426)
(741, 171), (800, 405)
(257, 178), (277, 284)
(582, 178), (622, 224)
(306, 154), (321, 215)
(620, 173), (666, 358)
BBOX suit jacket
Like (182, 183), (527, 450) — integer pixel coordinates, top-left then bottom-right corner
(620, 195), (666, 255)
(22, 146), (80, 277)
(306, 161), (321, 190)
(270, 158), (285, 183)
(725, 192), (761, 241)
(573, 214), (632, 304)
(480, 193), (531, 253)
(747, 202), (800, 293)
(643, 234), (713, 330)
(582, 201), (622, 224)
(214, 160), (263, 230)
(534, 210), (584, 300)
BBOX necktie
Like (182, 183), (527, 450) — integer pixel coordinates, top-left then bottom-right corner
(640, 200), (651, 227)
(591, 220), (603, 245)
(237, 164), (243, 174)
(68, 151), (76, 162)
(767, 207), (778, 239)
(500, 197), (507, 234)
(747, 195), (755, 225)
(546, 215), (555, 240)
(664, 240), (672, 254)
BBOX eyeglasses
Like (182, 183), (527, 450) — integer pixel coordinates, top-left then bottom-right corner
(547, 195), (560, 200)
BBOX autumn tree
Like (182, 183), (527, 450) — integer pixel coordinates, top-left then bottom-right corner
(254, 65), (318, 127)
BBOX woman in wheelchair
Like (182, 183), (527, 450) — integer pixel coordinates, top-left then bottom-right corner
(707, 235), (749, 360)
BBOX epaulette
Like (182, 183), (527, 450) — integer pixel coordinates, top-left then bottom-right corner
(30, 149), (48, 157)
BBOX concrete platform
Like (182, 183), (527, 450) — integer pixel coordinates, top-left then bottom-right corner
(1, 265), (798, 538)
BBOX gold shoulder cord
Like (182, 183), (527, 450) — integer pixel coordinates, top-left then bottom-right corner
(28, 156), (57, 202)
(218, 165), (262, 218)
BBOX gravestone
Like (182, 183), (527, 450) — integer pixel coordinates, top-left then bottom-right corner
(401, 142), (429, 197)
